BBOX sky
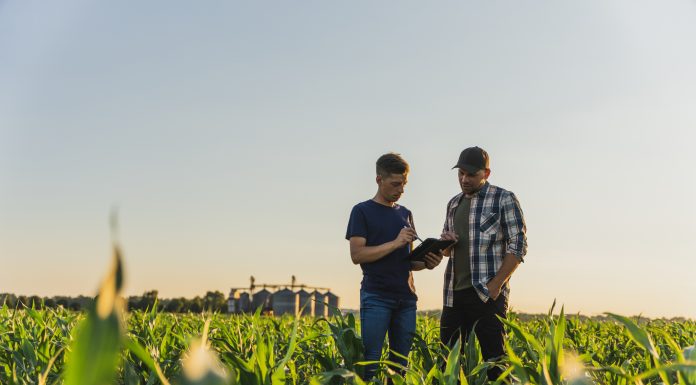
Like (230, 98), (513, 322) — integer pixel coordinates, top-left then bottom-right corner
(1, 1), (695, 319)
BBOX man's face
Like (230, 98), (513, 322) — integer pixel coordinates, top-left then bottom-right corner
(458, 168), (490, 194)
(377, 173), (408, 203)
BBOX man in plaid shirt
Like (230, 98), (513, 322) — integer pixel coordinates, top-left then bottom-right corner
(438, 146), (527, 381)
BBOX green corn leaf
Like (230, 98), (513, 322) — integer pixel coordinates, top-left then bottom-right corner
(310, 368), (367, 385)
(123, 336), (172, 385)
(443, 338), (462, 385)
(500, 317), (543, 361)
(271, 314), (300, 385)
(63, 247), (124, 385)
(179, 319), (234, 385)
(606, 313), (659, 360)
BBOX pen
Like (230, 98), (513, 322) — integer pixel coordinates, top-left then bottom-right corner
(403, 225), (424, 243)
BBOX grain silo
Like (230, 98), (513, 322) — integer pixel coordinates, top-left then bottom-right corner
(297, 289), (314, 316)
(238, 292), (251, 313)
(252, 289), (272, 312)
(272, 288), (298, 316)
(229, 276), (338, 316)
(312, 290), (327, 318)
(326, 291), (339, 312)
(227, 289), (240, 313)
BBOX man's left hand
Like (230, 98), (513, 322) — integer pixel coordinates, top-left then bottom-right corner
(423, 252), (443, 270)
(486, 280), (502, 300)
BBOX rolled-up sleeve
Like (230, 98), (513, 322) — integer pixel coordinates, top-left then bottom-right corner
(501, 192), (527, 261)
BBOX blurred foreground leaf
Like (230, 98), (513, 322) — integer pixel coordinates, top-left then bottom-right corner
(63, 245), (125, 385)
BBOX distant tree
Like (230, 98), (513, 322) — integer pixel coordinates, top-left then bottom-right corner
(28, 295), (43, 309)
(73, 296), (93, 310)
(179, 297), (192, 312)
(204, 291), (226, 313)
(44, 298), (56, 308)
(138, 290), (158, 311)
(17, 296), (28, 308)
(177, 298), (188, 312)
(0, 291), (244, 313)
(164, 298), (183, 313)
(188, 296), (203, 313)
(56, 298), (69, 308)
(127, 296), (142, 311)
(0, 293), (16, 307)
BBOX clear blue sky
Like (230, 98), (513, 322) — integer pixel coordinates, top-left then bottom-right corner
(1, 1), (695, 318)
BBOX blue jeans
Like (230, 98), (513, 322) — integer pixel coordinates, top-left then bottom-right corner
(359, 290), (417, 381)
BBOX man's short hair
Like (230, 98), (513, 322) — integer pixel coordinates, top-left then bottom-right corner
(376, 153), (409, 177)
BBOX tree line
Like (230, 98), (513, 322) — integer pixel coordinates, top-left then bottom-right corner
(0, 290), (228, 313)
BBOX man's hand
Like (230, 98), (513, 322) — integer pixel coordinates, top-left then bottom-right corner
(485, 254), (520, 300)
(423, 252), (443, 270)
(441, 231), (458, 241)
(486, 279), (502, 301)
(393, 227), (417, 248)
(439, 231), (458, 256)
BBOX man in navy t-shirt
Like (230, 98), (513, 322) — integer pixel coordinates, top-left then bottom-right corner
(346, 153), (444, 381)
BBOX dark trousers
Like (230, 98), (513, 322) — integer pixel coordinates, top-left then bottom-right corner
(440, 287), (507, 381)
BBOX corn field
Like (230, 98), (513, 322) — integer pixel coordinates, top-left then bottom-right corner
(1, 248), (695, 385)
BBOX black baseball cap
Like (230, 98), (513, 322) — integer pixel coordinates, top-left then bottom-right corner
(452, 146), (489, 173)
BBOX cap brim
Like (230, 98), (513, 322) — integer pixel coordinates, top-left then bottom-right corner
(452, 164), (483, 174)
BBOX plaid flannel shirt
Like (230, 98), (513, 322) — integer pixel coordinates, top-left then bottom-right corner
(442, 182), (527, 306)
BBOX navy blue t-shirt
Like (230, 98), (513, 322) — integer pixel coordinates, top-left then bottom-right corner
(345, 200), (417, 300)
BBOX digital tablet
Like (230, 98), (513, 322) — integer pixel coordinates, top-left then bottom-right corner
(408, 238), (456, 262)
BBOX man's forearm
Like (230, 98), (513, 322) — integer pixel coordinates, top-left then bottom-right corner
(351, 241), (401, 264)
(489, 253), (520, 289)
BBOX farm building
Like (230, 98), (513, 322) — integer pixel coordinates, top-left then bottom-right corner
(227, 276), (339, 316)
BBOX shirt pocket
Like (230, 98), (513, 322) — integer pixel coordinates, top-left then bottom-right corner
(479, 212), (501, 235)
